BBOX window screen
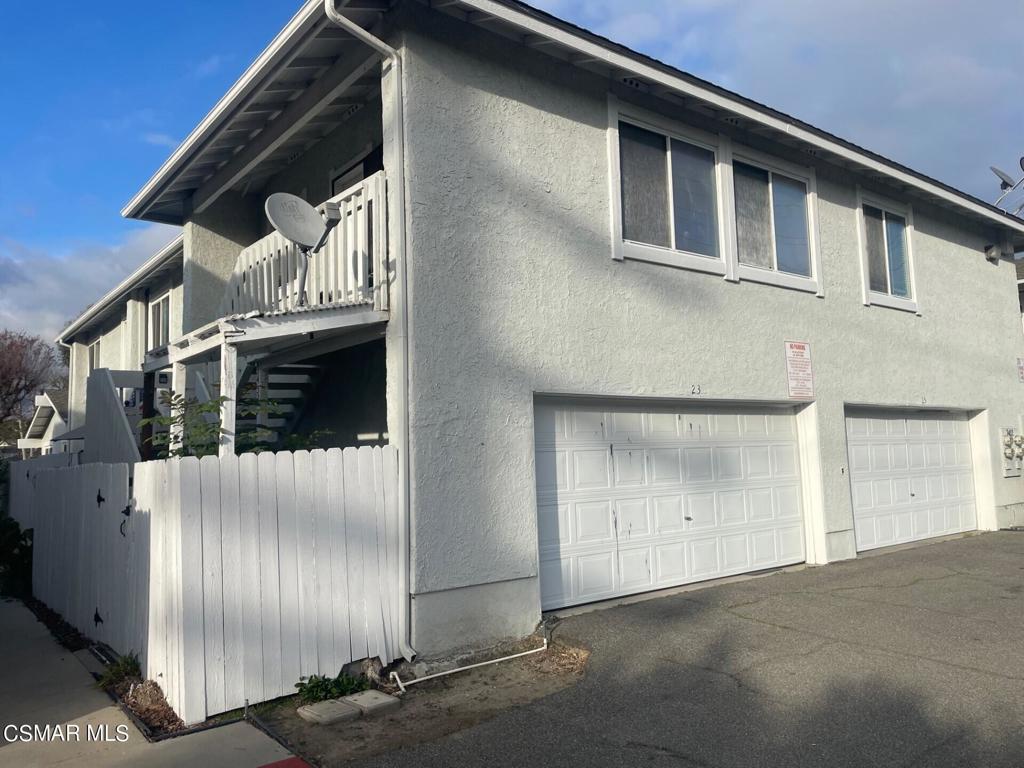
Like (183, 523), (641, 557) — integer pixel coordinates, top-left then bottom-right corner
(885, 213), (910, 297)
(734, 162), (773, 268)
(863, 205), (888, 293)
(772, 175), (810, 276)
(670, 139), (718, 258)
(619, 122), (670, 247)
(863, 204), (910, 298)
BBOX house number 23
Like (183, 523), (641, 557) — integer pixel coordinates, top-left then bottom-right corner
(691, 384), (703, 395)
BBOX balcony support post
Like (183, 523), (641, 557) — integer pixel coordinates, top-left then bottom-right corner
(219, 341), (237, 458)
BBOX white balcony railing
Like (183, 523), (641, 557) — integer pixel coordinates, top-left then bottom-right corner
(218, 171), (387, 317)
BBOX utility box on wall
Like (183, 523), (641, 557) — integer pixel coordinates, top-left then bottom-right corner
(1000, 426), (1023, 478)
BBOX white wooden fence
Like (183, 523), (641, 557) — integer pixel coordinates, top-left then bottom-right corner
(16, 445), (401, 726)
(217, 171), (388, 317)
(7, 452), (79, 529)
(84, 369), (141, 466)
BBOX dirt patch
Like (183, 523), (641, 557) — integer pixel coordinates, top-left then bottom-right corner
(110, 678), (185, 737)
(19, 596), (88, 651)
(261, 638), (589, 766)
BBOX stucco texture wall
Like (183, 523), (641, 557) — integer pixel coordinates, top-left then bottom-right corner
(398, 8), (1024, 652)
(183, 191), (263, 332)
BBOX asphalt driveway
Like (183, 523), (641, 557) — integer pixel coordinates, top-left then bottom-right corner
(358, 532), (1024, 768)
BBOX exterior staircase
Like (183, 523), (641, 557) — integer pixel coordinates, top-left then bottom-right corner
(235, 363), (324, 450)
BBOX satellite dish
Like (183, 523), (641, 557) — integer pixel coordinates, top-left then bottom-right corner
(265, 192), (341, 306)
(991, 166), (1017, 191)
(266, 193), (327, 249)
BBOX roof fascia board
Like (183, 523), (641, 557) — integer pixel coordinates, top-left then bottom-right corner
(458, 0), (1024, 237)
(121, 0), (326, 220)
(57, 235), (185, 345)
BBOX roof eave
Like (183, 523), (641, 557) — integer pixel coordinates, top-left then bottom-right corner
(121, 0), (326, 222)
(457, 0), (1024, 241)
(56, 235), (185, 345)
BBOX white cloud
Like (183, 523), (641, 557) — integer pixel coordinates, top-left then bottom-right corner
(533, 0), (1024, 202)
(0, 224), (180, 343)
(142, 132), (179, 149)
(192, 54), (230, 79)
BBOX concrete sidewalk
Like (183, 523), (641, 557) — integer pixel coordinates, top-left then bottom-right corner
(0, 598), (293, 768)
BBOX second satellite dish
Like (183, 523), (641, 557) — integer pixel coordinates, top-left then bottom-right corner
(265, 192), (342, 306)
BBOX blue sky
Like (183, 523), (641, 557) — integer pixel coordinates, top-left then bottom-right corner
(3, 0), (1024, 339)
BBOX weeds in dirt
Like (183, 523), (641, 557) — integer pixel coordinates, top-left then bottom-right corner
(98, 651), (141, 689)
(295, 671), (369, 704)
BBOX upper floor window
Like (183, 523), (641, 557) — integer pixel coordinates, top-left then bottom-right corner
(149, 292), (170, 350)
(857, 191), (916, 312)
(611, 102), (821, 293)
(734, 161), (811, 278)
(619, 121), (719, 259)
(87, 339), (100, 372)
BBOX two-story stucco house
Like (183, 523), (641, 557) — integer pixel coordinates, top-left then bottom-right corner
(107, 0), (1024, 658)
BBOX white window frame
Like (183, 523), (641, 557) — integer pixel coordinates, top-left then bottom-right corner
(855, 186), (918, 313)
(87, 339), (100, 373)
(609, 101), (730, 277)
(608, 98), (822, 295)
(730, 145), (823, 295)
(148, 291), (171, 351)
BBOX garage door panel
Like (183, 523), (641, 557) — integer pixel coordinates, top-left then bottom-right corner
(649, 448), (683, 484)
(689, 538), (720, 577)
(687, 492), (717, 529)
(572, 449), (610, 491)
(745, 446), (772, 480)
(847, 410), (976, 552)
(612, 449), (645, 486)
(748, 488), (774, 521)
(772, 444), (800, 478)
(655, 543), (686, 582)
(537, 401), (806, 609)
(718, 490), (746, 526)
(778, 526), (805, 560)
(654, 495), (685, 533)
(576, 552), (615, 599)
(616, 498), (650, 540)
(619, 546), (653, 590)
(537, 503), (570, 549)
(576, 501), (614, 544)
(774, 486), (802, 520)
(721, 534), (750, 570)
(684, 447), (714, 482)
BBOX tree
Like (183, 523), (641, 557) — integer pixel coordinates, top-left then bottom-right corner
(0, 331), (57, 423)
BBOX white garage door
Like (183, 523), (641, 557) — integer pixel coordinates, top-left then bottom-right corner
(535, 401), (806, 610)
(846, 410), (977, 552)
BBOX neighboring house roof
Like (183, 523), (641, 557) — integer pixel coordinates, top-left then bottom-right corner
(121, 0), (1024, 249)
(57, 235), (184, 346)
(21, 390), (68, 442)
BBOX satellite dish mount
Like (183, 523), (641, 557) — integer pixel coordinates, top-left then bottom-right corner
(265, 192), (342, 306)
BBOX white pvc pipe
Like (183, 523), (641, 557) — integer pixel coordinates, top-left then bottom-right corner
(322, 0), (415, 662)
(390, 639), (549, 694)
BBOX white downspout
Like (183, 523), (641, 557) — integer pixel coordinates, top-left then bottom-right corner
(323, 0), (416, 661)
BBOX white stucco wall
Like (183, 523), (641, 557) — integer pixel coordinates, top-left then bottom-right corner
(395, 8), (1024, 655)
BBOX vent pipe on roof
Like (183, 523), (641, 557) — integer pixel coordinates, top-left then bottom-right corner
(323, 0), (415, 663)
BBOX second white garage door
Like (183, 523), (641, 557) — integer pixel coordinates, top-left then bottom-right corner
(846, 410), (977, 551)
(535, 401), (806, 610)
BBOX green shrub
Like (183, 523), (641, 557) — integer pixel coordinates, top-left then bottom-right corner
(294, 671), (369, 704)
(0, 516), (32, 597)
(98, 651), (141, 689)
